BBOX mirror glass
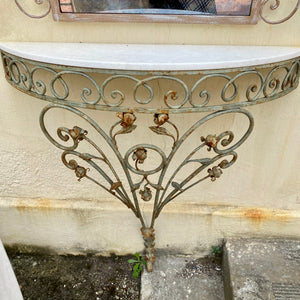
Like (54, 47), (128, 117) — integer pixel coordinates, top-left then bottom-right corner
(59, 0), (253, 16)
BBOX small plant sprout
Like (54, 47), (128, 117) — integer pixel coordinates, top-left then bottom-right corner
(128, 253), (147, 279)
(211, 246), (222, 258)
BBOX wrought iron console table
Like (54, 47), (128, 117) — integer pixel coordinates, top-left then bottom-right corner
(1, 43), (299, 271)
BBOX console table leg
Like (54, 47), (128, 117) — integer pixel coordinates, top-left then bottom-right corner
(141, 227), (156, 272)
(39, 103), (254, 271)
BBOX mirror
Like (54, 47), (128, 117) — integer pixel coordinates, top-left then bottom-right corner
(15, 0), (300, 25)
(59, 0), (253, 16)
(50, 0), (263, 24)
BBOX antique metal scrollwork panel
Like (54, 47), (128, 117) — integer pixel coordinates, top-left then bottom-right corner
(39, 103), (253, 271)
(2, 53), (299, 114)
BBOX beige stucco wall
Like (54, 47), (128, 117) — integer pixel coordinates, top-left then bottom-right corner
(0, 0), (299, 255)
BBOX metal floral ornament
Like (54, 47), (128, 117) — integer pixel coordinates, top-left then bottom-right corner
(139, 185), (152, 202)
(201, 134), (218, 151)
(133, 148), (148, 164)
(208, 166), (223, 182)
(117, 112), (137, 127)
(154, 113), (169, 126)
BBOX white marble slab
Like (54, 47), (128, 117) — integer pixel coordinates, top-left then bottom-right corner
(0, 240), (23, 300)
(0, 43), (299, 71)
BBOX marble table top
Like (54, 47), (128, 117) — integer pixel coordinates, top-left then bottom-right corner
(0, 43), (299, 71)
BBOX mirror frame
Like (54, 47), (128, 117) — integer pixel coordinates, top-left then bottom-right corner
(50, 0), (261, 24)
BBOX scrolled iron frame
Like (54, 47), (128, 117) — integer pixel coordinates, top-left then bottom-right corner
(1, 51), (300, 271)
(260, 0), (300, 24)
(2, 52), (300, 114)
(14, 0), (299, 24)
(15, 0), (51, 19)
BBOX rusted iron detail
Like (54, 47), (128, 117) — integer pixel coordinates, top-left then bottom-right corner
(2, 52), (299, 114)
(201, 134), (218, 151)
(132, 147), (147, 164)
(153, 113), (169, 126)
(68, 159), (89, 181)
(150, 113), (179, 147)
(208, 166), (223, 181)
(141, 227), (156, 272)
(117, 112), (136, 127)
(65, 126), (87, 141)
(110, 181), (122, 191)
(110, 113), (137, 148)
(139, 185), (152, 202)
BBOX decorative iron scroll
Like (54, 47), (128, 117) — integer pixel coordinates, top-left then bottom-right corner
(260, 0), (300, 24)
(2, 53), (300, 114)
(15, 0), (51, 19)
(40, 103), (254, 271)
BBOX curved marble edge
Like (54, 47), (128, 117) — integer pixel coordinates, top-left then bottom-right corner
(0, 42), (300, 72)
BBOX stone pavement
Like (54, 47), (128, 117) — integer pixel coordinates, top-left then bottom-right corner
(141, 239), (300, 300)
(2, 238), (300, 299)
(141, 255), (224, 300)
(224, 239), (300, 300)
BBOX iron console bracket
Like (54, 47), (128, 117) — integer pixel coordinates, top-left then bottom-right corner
(1, 43), (299, 271)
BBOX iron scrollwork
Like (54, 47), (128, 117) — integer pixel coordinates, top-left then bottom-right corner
(2, 53), (300, 114)
(260, 0), (300, 24)
(15, 0), (51, 19)
(39, 103), (254, 271)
